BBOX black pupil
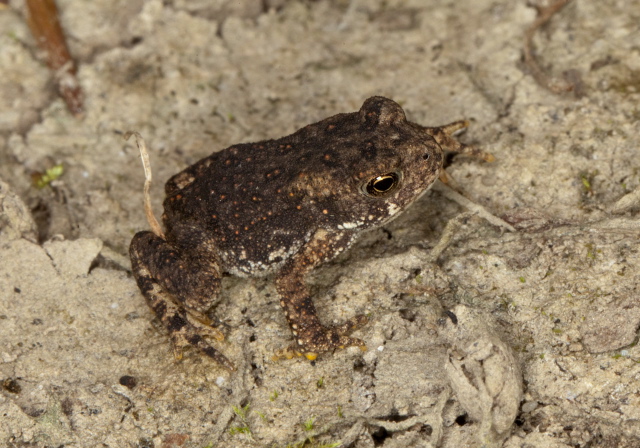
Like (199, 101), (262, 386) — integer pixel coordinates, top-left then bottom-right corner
(373, 175), (395, 192)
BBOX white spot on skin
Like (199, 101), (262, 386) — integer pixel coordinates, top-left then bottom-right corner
(337, 221), (363, 230)
(246, 260), (270, 272)
(386, 202), (401, 216)
(268, 246), (295, 261)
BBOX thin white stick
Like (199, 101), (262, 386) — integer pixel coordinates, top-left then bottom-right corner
(125, 131), (165, 239)
(433, 181), (517, 233)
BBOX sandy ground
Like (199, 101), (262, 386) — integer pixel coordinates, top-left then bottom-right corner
(2, 0), (640, 446)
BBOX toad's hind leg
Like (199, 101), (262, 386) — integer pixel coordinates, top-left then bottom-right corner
(130, 230), (235, 370)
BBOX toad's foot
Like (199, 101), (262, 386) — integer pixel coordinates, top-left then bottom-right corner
(275, 315), (368, 362)
(169, 309), (236, 371)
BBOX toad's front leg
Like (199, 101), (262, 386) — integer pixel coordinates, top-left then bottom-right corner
(275, 229), (368, 361)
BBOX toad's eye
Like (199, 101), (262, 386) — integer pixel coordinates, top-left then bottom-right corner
(362, 172), (402, 197)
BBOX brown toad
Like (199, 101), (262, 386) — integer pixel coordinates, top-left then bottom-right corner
(129, 96), (478, 370)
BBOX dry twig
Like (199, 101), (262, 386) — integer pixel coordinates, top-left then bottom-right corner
(433, 182), (517, 233)
(25, 0), (84, 115)
(523, 0), (574, 94)
(125, 132), (165, 239)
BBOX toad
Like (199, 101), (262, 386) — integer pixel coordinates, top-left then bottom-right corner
(129, 96), (481, 370)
